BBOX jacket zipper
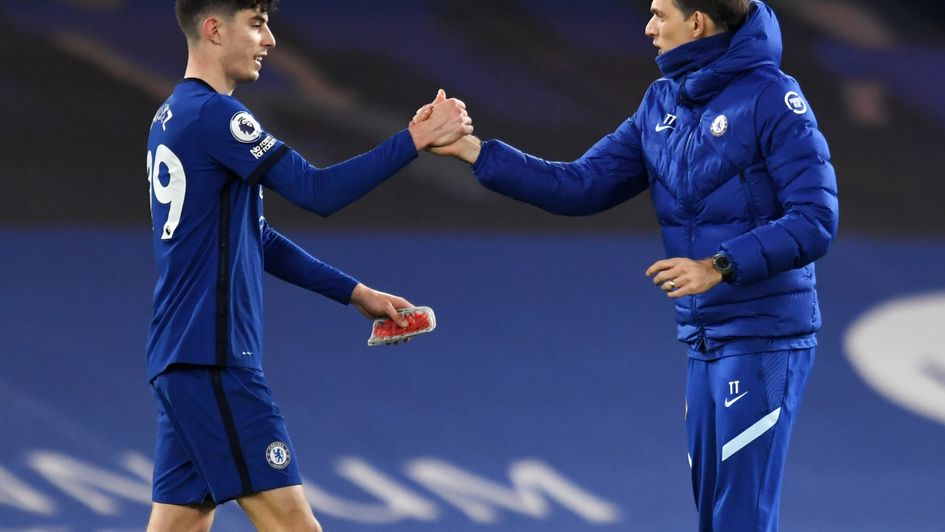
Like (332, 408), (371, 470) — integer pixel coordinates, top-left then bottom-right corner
(680, 114), (708, 352)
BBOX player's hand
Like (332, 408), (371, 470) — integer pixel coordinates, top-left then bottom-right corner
(350, 283), (413, 327)
(646, 257), (722, 299)
(410, 103), (434, 126)
(408, 89), (473, 151)
(411, 94), (481, 163)
(409, 88), (445, 126)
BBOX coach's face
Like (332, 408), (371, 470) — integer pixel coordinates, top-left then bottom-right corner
(220, 7), (276, 84)
(645, 0), (698, 55)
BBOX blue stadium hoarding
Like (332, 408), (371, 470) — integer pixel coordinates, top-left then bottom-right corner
(1, 230), (944, 530)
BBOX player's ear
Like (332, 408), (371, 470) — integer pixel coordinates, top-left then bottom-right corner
(201, 16), (224, 45)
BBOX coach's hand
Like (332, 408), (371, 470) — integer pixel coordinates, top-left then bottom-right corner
(350, 283), (412, 327)
(646, 257), (722, 299)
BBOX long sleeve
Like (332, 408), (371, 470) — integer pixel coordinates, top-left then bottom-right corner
(261, 220), (358, 304)
(472, 115), (649, 216)
(720, 79), (840, 286)
(260, 129), (418, 217)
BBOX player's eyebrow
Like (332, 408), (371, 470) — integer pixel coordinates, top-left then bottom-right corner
(250, 14), (268, 24)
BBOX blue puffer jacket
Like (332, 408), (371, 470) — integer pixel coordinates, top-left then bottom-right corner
(472, 1), (839, 359)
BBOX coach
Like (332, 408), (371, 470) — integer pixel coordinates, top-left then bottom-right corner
(419, 0), (839, 530)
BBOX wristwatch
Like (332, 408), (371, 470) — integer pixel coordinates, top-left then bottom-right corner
(712, 252), (734, 282)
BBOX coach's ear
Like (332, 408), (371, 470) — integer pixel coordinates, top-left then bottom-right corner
(689, 11), (720, 39)
(201, 16), (224, 45)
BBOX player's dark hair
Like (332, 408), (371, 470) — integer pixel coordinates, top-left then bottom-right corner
(176, 0), (279, 41)
(673, 0), (750, 32)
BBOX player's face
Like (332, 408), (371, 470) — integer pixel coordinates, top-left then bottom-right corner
(221, 8), (276, 84)
(645, 0), (697, 55)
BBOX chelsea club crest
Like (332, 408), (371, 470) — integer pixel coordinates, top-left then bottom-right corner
(266, 441), (291, 469)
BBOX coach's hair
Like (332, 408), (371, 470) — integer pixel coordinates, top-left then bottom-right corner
(673, 0), (750, 32)
(176, 0), (279, 41)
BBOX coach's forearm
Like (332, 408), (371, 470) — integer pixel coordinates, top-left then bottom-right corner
(453, 135), (482, 164)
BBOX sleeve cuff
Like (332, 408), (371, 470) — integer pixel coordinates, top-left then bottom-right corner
(393, 129), (421, 163)
(720, 237), (766, 286)
(338, 276), (360, 305)
(471, 139), (492, 173)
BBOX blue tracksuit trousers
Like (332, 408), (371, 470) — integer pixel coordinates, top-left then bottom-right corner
(686, 348), (815, 531)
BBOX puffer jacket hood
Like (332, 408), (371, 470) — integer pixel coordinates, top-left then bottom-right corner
(658, 0), (783, 105)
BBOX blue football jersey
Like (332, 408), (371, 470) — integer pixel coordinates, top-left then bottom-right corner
(146, 78), (418, 380)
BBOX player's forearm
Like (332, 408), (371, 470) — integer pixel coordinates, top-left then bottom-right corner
(265, 130), (418, 217)
(262, 224), (359, 304)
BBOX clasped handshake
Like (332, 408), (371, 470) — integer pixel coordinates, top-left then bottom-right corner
(406, 89), (482, 165)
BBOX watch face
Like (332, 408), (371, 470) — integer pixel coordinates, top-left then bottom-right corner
(713, 254), (732, 272)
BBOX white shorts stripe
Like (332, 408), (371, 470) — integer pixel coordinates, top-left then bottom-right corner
(721, 407), (782, 461)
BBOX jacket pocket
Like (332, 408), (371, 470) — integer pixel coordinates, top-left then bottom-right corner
(738, 171), (762, 228)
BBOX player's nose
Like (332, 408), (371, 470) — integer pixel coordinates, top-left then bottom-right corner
(263, 26), (276, 48)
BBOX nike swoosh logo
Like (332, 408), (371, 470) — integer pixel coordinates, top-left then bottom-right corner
(724, 392), (748, 408)
(655, 124), (675, 132)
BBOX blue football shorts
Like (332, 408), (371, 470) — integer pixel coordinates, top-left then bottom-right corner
(686, 348), (815, 532)
(150, 365), (302, 505)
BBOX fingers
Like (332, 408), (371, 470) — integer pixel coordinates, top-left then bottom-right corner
(655, 275), (696, 298)
(651, 265), (683, 287)
(412, 90), (463, 125)
(353, 284), (416, 326)
(383, 301), (408, 328)
(430, 114), (475, 147)
(667, 286), (692, 299)
(646, 257), (721, 298)
(430, 99), (467, 119)
(645, 258), (677, 278)
(385, 336), (412, 347)
(663, 278), (691, 297)
(375, 292), (412, 327)
(414, 92), (474, 148)
(458, 112), (474, 136)
(647, 258), (686, 297)
(428, 95), (468, 118)
(411, 104), (434, 125)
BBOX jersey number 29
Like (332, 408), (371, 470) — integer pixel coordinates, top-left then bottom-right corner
(147, 145), (186, 240)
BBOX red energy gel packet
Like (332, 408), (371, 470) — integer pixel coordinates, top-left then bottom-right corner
(368, 306), (437, 346)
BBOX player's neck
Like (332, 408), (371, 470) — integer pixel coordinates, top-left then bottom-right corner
(184, 53), (236, 95)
